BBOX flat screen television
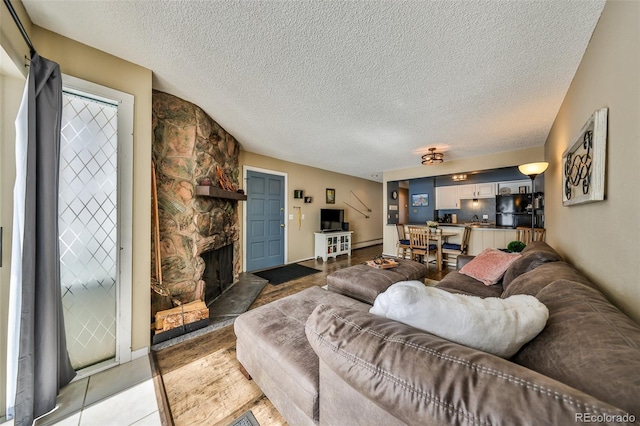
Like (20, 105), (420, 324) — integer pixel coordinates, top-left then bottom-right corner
(320, 208), (344, 232)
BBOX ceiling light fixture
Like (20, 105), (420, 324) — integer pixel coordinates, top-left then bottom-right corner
(452, 174), (467, 181)
(421, 148), (444, 165)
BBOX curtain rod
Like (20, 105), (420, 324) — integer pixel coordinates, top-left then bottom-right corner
(3, 0), (36, 56)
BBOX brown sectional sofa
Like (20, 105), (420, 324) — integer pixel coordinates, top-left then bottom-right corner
(235, 242), (640, 425)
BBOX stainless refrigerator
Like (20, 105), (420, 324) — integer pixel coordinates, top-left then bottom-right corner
(495, 194), (533, 228)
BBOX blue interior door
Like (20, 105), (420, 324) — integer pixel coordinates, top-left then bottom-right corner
(246, 171), (285, 272)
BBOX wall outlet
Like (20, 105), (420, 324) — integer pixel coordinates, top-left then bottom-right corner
(289, 214), (294, 220)
(302, 214), (305, 220)
(482, 214), (489, 220)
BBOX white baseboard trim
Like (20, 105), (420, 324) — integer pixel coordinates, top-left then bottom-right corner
(131, 346), (149, 360)
(288, 257), (315, 264)
(352, 239), (383, 250)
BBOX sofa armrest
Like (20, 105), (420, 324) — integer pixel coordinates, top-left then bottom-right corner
(305, 305), (628, 426)
(456, 254), (475, 269)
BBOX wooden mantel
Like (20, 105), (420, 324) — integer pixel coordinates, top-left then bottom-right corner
(196, 185), (248, 201)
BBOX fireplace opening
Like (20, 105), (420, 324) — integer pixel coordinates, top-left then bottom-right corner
(202, 244), (234, 306)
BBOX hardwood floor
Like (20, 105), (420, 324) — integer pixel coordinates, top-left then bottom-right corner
(153, 245), (451, 425)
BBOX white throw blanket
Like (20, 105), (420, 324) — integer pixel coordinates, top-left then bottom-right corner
(370, 281), (549, 358)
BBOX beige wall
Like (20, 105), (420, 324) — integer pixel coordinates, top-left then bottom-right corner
(0, 0), (31, 79)
(240, 152), (383, 266)
(382, 146), (545, 255)
(544, 1), (640, 323)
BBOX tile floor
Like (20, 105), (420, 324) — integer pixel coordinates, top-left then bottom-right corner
(3, 356), (161, 426)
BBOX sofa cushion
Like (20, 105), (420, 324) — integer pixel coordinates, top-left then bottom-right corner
(436, 271), (503, 298)
(392, 259), (429, 281)
(234, 286), (370, 423)
(521, 240), (562, 257)
(502, 242), (562, 288)
(459, 248), (521, 286)
(370, 281), (548, 358)
(501, 261), (592, 298)
(306, 305), (629, 425)
(511, 280), (640, 416)
(327, 260), (426, 305)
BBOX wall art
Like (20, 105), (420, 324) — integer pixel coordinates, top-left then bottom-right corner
(411, 193), (429, 207)
(562, 107), (607, 206)
(326, 188), (335, 204)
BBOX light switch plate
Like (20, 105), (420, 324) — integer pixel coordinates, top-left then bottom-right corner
(289, 214), (294, 220)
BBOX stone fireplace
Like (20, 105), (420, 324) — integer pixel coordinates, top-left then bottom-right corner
(152, 90), (242, 317)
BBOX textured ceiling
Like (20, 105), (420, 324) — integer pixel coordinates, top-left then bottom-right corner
(22, 0), (605, 181)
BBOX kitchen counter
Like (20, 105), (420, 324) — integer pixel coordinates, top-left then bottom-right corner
(438, 223), (515, 230)
(404, 223), (520, 257)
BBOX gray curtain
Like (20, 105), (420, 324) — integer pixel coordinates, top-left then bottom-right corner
(13, 53), (75, 426)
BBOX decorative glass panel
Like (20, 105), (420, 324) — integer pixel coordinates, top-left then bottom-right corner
(59, 92), (118, 370)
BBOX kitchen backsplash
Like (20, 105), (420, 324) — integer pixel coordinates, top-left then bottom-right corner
(437, 198), (496, 223)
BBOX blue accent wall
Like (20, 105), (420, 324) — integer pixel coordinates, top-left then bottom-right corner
(408, 177), (435, 224)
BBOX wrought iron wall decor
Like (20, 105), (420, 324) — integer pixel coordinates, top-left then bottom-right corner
(344, 190), (372, 218)
(562, 107), (607, 206)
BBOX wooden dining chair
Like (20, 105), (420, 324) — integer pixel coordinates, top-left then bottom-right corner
(408, 226), (437, 265)
(396, 224), (411, 259)
(516, 227), (546, 244)
(441, 226), (472, 265)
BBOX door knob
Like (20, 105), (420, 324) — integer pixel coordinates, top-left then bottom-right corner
(281, 224), (285, 228)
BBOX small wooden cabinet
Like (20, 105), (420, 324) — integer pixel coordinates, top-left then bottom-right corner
(314, 231), (353, 262)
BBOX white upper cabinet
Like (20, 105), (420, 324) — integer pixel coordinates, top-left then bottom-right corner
(457, 184), (476, 199)
(435, 186), (460, 209)
(476, 183), (497, 198)
(457, 183), (496, 199)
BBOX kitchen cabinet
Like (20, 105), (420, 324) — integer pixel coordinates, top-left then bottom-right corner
(458, 183), (496, 199)
(467, 228), (517, 256)
(436, 186), (459, 210)
(438, 226), (517, 265)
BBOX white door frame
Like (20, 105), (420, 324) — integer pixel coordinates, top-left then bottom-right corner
(242, 166), (288, 272)
(61, 75), (134, 375)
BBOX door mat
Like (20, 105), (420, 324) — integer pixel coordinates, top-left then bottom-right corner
(253, 263), (321, 285)
(228, 410), (260, 426)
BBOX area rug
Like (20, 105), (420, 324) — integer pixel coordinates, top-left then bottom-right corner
(254, 263), (321, 285)
(424, 278), (440, 287)
(228, 410), (260, 426)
